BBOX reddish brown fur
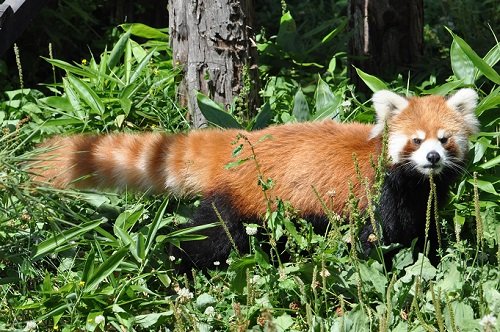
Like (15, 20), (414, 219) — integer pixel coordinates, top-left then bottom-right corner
(32, 121), (380, 217)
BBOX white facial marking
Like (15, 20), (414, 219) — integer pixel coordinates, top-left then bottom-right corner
(410, 139), (447, 174)
(388, 132), (408, 163)
(437, 129), (446, 140)
(412, 130), (426, 141)
(453, 135), (468, 159)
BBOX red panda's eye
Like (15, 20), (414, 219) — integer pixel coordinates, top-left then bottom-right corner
(439, 137), (449, 144)
(413, 138), (422, 145)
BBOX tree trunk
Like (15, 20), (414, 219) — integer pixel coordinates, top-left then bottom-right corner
(168, 0), (259, 128)
(348, 0), (423, 88)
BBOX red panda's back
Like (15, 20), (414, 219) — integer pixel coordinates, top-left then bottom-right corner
(173, 121), (380, 217)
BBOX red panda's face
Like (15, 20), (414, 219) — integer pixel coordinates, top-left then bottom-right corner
(370, 89), (479, 176)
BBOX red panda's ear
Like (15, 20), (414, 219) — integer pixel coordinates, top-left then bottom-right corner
(369, 90), (409, 138)
(446, 88), (480, 134)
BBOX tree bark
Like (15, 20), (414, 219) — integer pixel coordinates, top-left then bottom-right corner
(348, 0), (423, 88)
(169, 0), (259, 128)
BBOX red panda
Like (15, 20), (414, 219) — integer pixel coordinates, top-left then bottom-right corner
(31, 89), (479, 269)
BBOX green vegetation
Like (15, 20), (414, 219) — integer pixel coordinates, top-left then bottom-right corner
(1, 9), (499, 332)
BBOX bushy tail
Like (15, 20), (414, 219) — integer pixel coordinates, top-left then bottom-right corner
(30, 133), (182, 193)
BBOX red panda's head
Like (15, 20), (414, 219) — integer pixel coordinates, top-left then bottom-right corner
(370, 89), (479, 175)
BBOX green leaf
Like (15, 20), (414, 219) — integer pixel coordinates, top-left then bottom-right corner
(254, 245), (271, 268)
(144, 198), (169, 257)
(354, 67), (389, 92)
(130, 48), (156, 83)
(292, 88), (310, 122)
(115, 206), (144, 231)
(473, 137), (490, 163)
(359, 262), (387, 297)
(273, 314), (294, 332)
(422, 80), (464, 95)
(136, 233), (145, 261)
(475, 39), (500, 81)
(81, 250), (96, 283)
(403, 254), (437, 281)
(135, 312), (173, 328)
(476, 87), (500, 116)
(161, 223), (218, 248)
(121, 23), (168, 40)
(196, 293), (216, 309)
(444, 301), (478, 332)
(37, 304), (70, 321)
(40, 96), (71, 110)
(446, 28), (500, 85)
(450, 40), (475, 84)
(67, 75), (105, 115)
(479, 154), (500, 170)
(43, 58), (97, 78)
(276, 11), (300, 53)
(124, 38), (132, 84)
(467, 179), (499, 195)
(196, 92), (241, 129)
(252, 102), (273, 130)
(229, 256), (256, 293)
(86, 311), (104, 332)
(62, 77), (83, 115)
(43, 118), (84, 126)
(33, 219), (104, 260)
(108, 31), (131, 70)
(84, 247), (129, 291)
(313, 76), (340, 120)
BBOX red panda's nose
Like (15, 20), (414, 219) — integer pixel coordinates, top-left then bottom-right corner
(426, 151), (441, 164)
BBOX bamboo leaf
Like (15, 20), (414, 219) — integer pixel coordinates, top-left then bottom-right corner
(354, 67), (389, 92)
(144, 198), (169, 257)
(121, 23), (167, 39)
(479, 155), (500, 170)
(43, 58), (97, 78)
(108, 31), (131, 70)
(130, 48), (155, 83)
(33, 219), (104, 260)
(446, 28), (500, 84)
(450, 40), (475, 84)
(84, 247), (129, 291)
(67, 75), (105, 115)
(313, 76), (340, 120)
(81, 250), (96, 284)
(292, 88), (310, 122)
(252, 102), (273, 130)
(196, 92), (241, 129)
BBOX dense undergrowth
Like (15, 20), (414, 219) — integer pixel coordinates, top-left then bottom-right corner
(0, 10), (499, 332)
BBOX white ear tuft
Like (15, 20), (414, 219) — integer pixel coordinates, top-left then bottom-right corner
(369, 90), (409, 138)
(446, 88), (478, 113)
(446, 88), (480, 134)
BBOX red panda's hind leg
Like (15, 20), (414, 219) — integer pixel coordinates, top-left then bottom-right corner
(170, 193), (253, 272)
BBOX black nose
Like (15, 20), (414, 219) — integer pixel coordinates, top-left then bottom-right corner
(426, 151), (441, 164)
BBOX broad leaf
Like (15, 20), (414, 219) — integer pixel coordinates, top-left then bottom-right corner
(292, 88), (310, 122)
(33, 219), (104, 260)
(446, 28), (500, 85)
(108, 31), (131, 70)
(67, 75), (105, 115)
(196, 92), (241, 129)
(354, 67), (388, 92)
(84, 247), (129, 291)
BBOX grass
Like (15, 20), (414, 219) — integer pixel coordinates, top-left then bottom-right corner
(0, 20), (499, 331)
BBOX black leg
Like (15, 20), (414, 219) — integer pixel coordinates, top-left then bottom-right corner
(171, 194), (251, 272)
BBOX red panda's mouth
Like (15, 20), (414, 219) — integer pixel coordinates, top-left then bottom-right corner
(422, 164), (440, 169)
